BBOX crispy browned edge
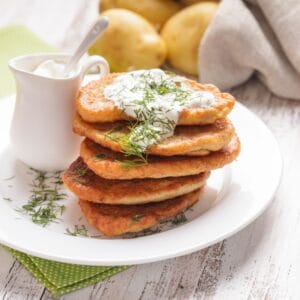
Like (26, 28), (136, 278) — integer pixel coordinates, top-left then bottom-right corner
(62, 157), (210, 204)
(80, 135), (241, 180)
(79, 188), (202, 236)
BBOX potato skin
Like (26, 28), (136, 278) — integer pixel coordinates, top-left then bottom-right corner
(89, 9), (167, 72)
(100, 0), (182, 30)
(181, 0), (219, 6)
(161, 2), (219, 75)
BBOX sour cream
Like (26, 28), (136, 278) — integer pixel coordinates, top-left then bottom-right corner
(104, 69), (216, 153)
(33, 59), (73, 79)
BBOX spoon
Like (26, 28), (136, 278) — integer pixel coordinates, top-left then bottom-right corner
(63, 16), (109, 77)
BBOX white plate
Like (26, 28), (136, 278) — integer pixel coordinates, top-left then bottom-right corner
(0, 96), (282, 266)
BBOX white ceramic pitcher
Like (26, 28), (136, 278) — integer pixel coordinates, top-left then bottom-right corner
(9, 53), (109, 171)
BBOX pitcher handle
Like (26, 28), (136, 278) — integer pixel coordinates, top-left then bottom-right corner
(80, 55), (110, 81)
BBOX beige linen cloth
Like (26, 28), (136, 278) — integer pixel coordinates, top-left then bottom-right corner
(200, 0), (300, 99)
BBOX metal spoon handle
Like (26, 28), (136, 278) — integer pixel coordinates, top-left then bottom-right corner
(63, 16), (109, 77)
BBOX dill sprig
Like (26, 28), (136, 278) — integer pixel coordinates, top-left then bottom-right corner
(104, 70), (195, 165)
(74, 166), (88, 177)
(171, 213), (187, 225)
(94, 153), (106, 160)
(3, 197), (12, 202)
(65, 225), (88, 237)
(132, 214), (142, 222)
(117, 159), (147, 169)
(16, 168), (67, 227)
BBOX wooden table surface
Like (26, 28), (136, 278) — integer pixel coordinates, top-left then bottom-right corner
(1, 1), (300, 299)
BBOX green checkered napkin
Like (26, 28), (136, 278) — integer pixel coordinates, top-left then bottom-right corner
(0, 25), (128, 297)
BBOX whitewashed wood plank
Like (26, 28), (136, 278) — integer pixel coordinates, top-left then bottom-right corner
(0, 246), (46, 300)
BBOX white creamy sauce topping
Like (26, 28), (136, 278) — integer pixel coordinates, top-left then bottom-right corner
(33, 59), (73, 79)
(104, 69), (215, 154)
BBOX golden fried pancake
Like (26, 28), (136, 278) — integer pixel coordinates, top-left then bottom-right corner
(79, 188), (202, 236)
(184, 149), (210, 156)
(73, 115), (235, 156)
(63, 157), (209, 205)
(80, 135), (241, 179)
(76, 73), (235, 125)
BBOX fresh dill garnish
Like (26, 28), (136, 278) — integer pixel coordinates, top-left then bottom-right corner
(116, 158), (147, 169)
(16, 168), (67, 227)
(124, 227), (162, 238)
(52, 171), (63, 185)
(103, 70), (195, 163)
(110, 124), (124, 132)
(3, 197), (12, 202)
(74, 166), (88, 177)
(94, 153), (106, 160)
(72, 166), (88, 184)
(103, 69), (215, 166)
(132, 214), (142, 222)
(104, 131), (120, 143)
(103, 124), (126, 142)
(171, 213), (188, 225)
(65, 225), (88, 237)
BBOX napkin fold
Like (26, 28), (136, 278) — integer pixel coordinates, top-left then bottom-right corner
(6, 247), (128, 297)
(200, 0), (300, 99)
(0, 25), (128, 297)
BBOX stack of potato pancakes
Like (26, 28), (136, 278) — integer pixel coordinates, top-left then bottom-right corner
(62, 71), (240, 237)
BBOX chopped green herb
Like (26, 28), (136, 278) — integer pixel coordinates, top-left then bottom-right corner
(125, 227), (162, 238)
(187, 207), (194, 212)
(172, 213), (188, 225)
(110, 124), (125, 132)
(65, 225), (88, 237)
(74, 166), (88, 177)
(132, 214), (142, 222)
(16, 168), (67, 227)
(52, 171), (63, 185)
(3, 197), (12, 202)
(117, 158), (147, 169)
(94, 153), (106, 160)
(104, 69), (215, 167)
(104, 70), (193, 162)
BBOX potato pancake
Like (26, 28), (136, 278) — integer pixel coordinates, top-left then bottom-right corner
(62, 157), (209, 205)
(80, 135), (241, 179)
(73, 115), (235, 156)
(76, 73), (235, 125)
(79, 188), (202, 236)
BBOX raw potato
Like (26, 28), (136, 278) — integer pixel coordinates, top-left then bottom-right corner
(100, 0), (117, 10)
(100, 0), (182, 30)
(89, 9), (167, 72)
(161, 2), (218, 75)
(181, 0), (219, 6)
